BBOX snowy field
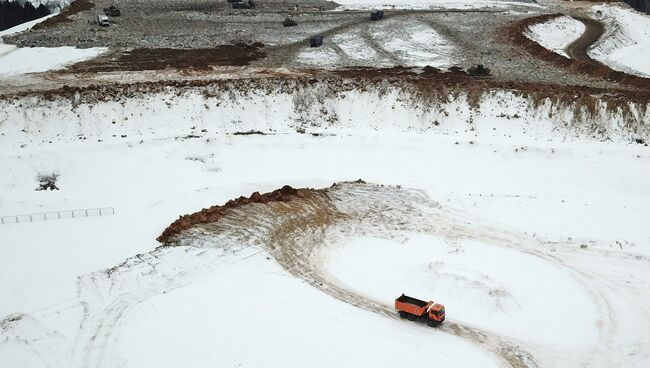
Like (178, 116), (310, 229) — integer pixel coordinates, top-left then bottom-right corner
(590, 4), (650, 77)
(524, 15), (585, 58)
(1, 85), (649, 368)
(0, 15), (106, 77)
(296, 19), (457, 68)
(334, 0), (541, 11)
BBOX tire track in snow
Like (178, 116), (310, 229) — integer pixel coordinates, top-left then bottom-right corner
(5, 182), (644, 368)
(183, 182), (633, 368)
(168, 182), (541, 368)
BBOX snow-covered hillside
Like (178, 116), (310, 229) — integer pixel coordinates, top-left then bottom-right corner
(0, 82), (649, 368)
(524, 15), (585, 58)
(590, 4), (650, 77)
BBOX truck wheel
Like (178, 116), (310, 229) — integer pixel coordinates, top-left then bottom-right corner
(427, 320), (440, 327)
(407, 313), (416, 321)
(398, 311), (407, 319)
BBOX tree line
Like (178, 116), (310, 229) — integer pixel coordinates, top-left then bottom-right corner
(0, 1), (51, 32)
(624, 0), (650, 14)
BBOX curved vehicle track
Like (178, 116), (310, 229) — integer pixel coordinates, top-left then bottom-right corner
(3, 182), (648, 368)
(565, 16), (605, 64)
(510, 12), (650, 89)
(166, 182), (645, 368)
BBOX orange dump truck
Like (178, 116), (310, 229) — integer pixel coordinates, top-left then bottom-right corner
(395, 293), (445, 327)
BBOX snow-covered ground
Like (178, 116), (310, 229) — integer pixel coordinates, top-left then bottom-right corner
(371, 19), (456, 67)
(0, 14), (56, 39)
(296, 20), (456, 68)
(334, 0), (541, 11)
(589, 4), (650, 77)
(524, 15), (585, 58)
(0, 15), (106, 77)
(0, 46), (107, 76)
(0, 85), (649, 368)
(298, 19), (457, 68)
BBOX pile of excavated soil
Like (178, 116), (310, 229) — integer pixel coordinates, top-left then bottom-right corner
(157, 185), (305, 243)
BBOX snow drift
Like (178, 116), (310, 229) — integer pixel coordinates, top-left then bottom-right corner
(590, 4), (650, 77)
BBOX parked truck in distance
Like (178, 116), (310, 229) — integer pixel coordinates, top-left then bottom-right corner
(370, 10), (384, 21)
(97, 15), (110, 27)
(395, 294), (445, 326)
(232, 0), (255, 9)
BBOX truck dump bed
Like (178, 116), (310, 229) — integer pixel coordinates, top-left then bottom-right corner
(395, 294), (431, 317)
(396, 294), (428, 307)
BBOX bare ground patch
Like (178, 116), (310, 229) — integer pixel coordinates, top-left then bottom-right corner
(68, 43), (266, 72)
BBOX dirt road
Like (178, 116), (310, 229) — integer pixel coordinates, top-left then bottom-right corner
(565, 16), (605, 63)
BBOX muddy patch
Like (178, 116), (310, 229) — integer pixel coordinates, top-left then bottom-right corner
(69, 43), (266, 72)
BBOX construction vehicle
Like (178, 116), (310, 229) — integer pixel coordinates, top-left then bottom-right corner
(467, 64), (491, 76)
(283, 18), (297, 27)
(310, 34), (323, 47)
(97, 15), (110, 27)
(395, 294), (445, 326)
(103, 5), (120, 16)
(370, 10), (384, 21)
(232, 0), (255, 9)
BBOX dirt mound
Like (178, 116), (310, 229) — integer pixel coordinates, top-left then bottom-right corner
(69, 43), (266, 72)
(157, 185), (303, 243)
(32, 0), (94, 30)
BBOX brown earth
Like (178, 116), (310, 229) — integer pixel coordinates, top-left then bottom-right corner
(565, 16), (605, 62)
(157, 184), (306, 243)
(68, 43), (266, 72)
(503, 13), (650, 90)
(8, 66), (650, 101)
(3, 67), (649, 122)
(32, 0), (94, 30)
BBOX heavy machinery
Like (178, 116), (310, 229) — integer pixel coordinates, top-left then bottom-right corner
(467, 64), (491, 76)
(232, 0), (255, 9)
(97, 15), (110, 27)
(310, 34), (323, 47)
(395, 294), (445, 327)
(370, 10), (384, 21)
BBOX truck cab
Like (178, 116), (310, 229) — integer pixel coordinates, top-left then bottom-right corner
(427, 302), (445, 322)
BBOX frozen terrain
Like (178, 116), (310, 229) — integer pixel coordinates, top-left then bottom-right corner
(0, 15), (106, 77)
(524, 15), (585, 58)
(590, 4), (650, 77)
(296, 19), (456, 68)
(334, 0), (540, 10)
(0, 83), (649, 368)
